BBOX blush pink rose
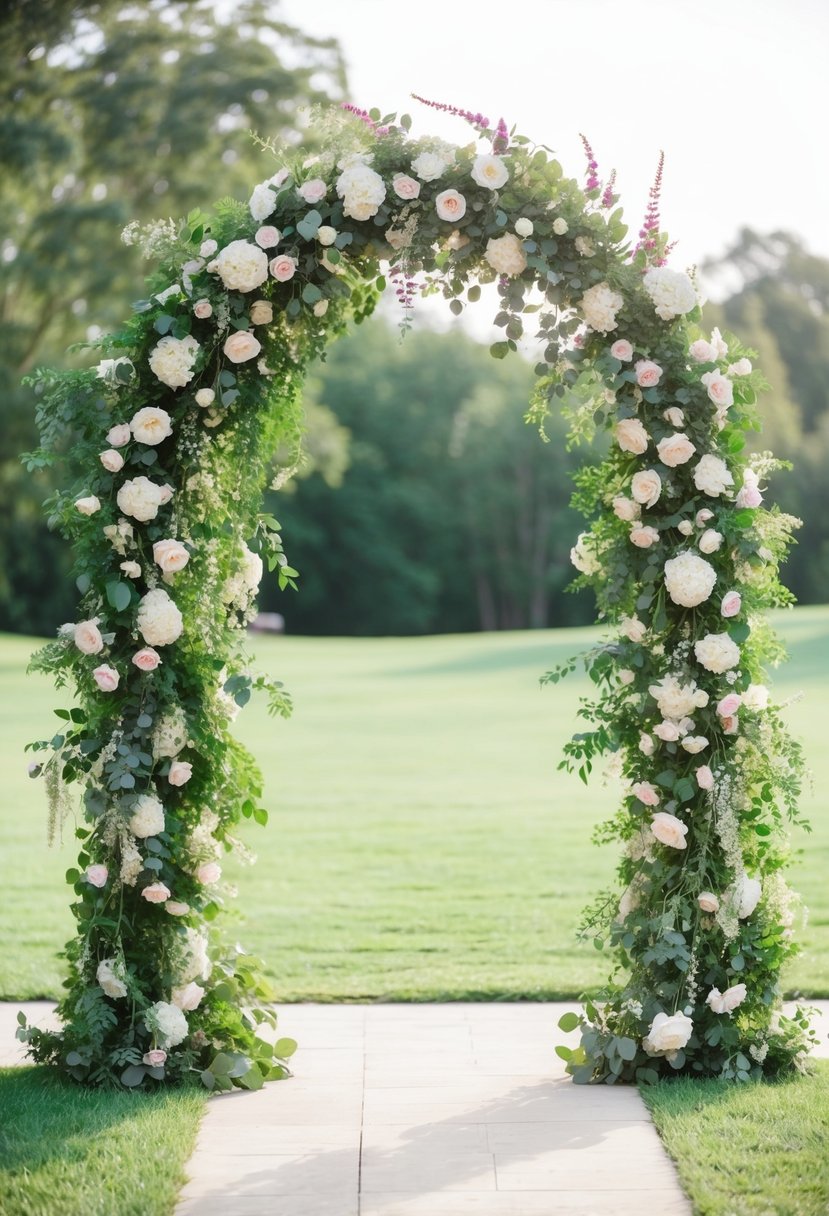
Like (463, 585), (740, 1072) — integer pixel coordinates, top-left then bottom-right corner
(142, 882), (171, 903)
(74, 619), (104, 655)
(630, 525), (660, 548)
(698, 889), (719, 911)
(297, 178), (327, 204)
(223, 331), (262, 364)
(615, 418), (649, 455)
(653, 721), (681, 742)
(632, 780), (660, 806)
(650, 811), (689, 849)
(196, 862), (221, 885)
(193, 298), (213, 319)
(100, 449), (125, 473)
(168, 761), (192, 787)
(92, 664), (120, 692)
(610, 339), (633, 361)
(392, 173), (421, 200)
(132, 647), (162, 671)
(143, 1049), (168, 1066)
(165, 901), (190, 917)
(255, 225), (280, 248)
(86, 864), (109, 888)
(696, 765), (715, 790)
(612, 496), (640, 522)
(435, 189), (467, 221)
(635, 359), (662, 388)
(153, 538), (190, 574)
(157, 484), (174, 505)
(270, 254), (297, 282)
(721, 714), (740, 735)
(721, 591), (742, 618)
(689, 339), (715, 363)
(107, 423), (131, 447)
(717, 693), (742, 717)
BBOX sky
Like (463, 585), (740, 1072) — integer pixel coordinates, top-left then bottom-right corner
(278, 0), (829, 282)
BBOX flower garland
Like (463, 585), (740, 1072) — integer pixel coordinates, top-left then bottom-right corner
(20, 101), (812, 1089)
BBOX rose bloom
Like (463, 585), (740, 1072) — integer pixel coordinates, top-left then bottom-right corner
(612, 495), (640, 522)
(193, 298), (213, 319)
(249, 300), (273, 326)
(131, 407), (173, 446)
(137, 588), (183, 647)
(552, 217), (569, 235)
(168, 760), (192, 786)
(653, 720), (681, 742)
(100, 449), (124, 473)
(313, 299), (329, 318)
(631, 469), (661, 508)
(663, 407), (685, 428)
(610, 339), (633, 361)
(621, 615), (646, 643)
(678, 520), (694, 536)
(212, 239), (269, 292)
(736, 468), (763, 509)
(681, 735), (709, 754)
(297, 177), (327, 204)
(694, 632), (741, 673)
(133, 647), (161, 671)
(632, 781), (660, 806)
(697, 528), (723, 555)
(255, 225), (280, 248)
(696, 766), (715, 791)
(728, 357), (753, 376)
(74, 618), (104, 655)
(171, 982), (205, 1012)
(224, 330), (262, 364)
(615, 418), (649, 455)
(86, 864), (108, 888)
(471, 153), (509, 189)
(644, 1010), (693, 1054)
(106, 422), (131, 447)
(142, 882), (171, 904)
(639, 733), (655, 756)
(706, 983), (748, 1014)
(153, 538), (190, 574)
(514, 217), (533, 238)
(75, 496), (101, 516)
(143, 1049), (168, 1067)
(165, 901), (190, 916)
(196, 861), (221, 885)
(693, 454), (734, 497)
(734, 874), (762, 918)
(689, 338), (715, 363)
(698, 889), (719, 912)
(580, 281), (623, 332)
(270, 254), (297, 282)
(411, 151), (448, 181)
(721, 714), (740, 735)
(630, 525), (659, 548)
(435, 188), (466, 222)
(696, 508), (714, 526)
(249, 181), (276, 221)
(485, 232), (527, 277)
(701, 370), (734, 409)
(195, 388), (215, 408)
(92, 664), (120, 693)
(650, 811), (689, 850)
(717, 693), (742, 717)
(392, 173), (421, 200)
(618, 668), (635, 686)
(742, 683), (770, 711)
(635, 359), (662, 388)
(657, 433), (696, 468)
(148, 335), (200, 390)
(317, 225), (337, 247)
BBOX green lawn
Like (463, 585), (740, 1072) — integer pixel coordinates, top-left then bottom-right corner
(1, 605), (827, 1001)
(643, 1060), (829, 1216)
(0, 1066), (204, 1216)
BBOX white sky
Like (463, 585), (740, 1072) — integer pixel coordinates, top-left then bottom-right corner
(278, 0), (829, 276)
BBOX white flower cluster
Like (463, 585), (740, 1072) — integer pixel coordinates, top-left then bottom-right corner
(580, 282), (624, 333)
(485, 233), (527, 277)
(643, 267), (697, 321)
(144, 1000), (188, 1048)
(137, 588), (183, 646)
(178, 927), (212, 983)
(648, 674), (708, 720)
(569, 532), (600, 576)
(209, 240), (269, 293)
(222, 541), (264, 608)
(663, 551), (717, 607)
(148, 335), (200, 389)
(336, 162), (386, 221)
(694, 632), (741, 673)
(117, 477), (171, 523)
(129, 794), (165, 839)
(152, 705), (189, 759)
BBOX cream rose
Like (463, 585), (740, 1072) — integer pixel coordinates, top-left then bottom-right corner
(681, 735), (709, 754)
(97, 958), (128, 1000)
(650, 812), (689, 849)
(411, 151), (448, 181)
(649, 674), (708, 720)
(698, 528), (723, 554)
(336, 162), (386, 220)
(742, 683), (769, 711)
(392, 173), (421, 199)
(171, 982), (205, 1011)
(100, 449), (124, 472)
(212, 239), (269, 292)
(130, 407), (173, 446)
(153, 538), (190, 574)
(639, 733), (655, 756)
(107, 423), (131, 447)
(657, 433), (696, 467)
(74, 619), (104, 655)
(195, 388), (215, 408)
(694, 632), (740, 673)
(484, 232), (527, 277)
(168, 761), (193, 787)
(471, 154), (509, 189)
(569, 532), (600, 575)
(693, 454), (734, 497)
(514, 218), (533, 238)
(663, 552), (717, 608)
(678, 520), (694, 536)
(621, 616), (646, 643)
(653, 721), (681, 742)
(552, 217), (569, 235)
(165, 901), (190, 917)
(249, 182), (276, 221)
(615, 418), (649, 455)
(317, 225), (337, 247)
(612, 496), (640, 522)
(706, 983), (747, 1014)
(142, 882), (171, 904)
(132, 647), (162, 671)
(117, 476), (166, 522)
(435, 189), (466, 221)
(631, 469), (661, 508)
(137, 588), (183, 647)
(734, 874), (762, 918)
(696, 766), (715, 791)
(148, 335), (200, 389)
(224, 330), (262, 364)
(644, 1010), (693, 1055)
(75, 496), (101, 516)
(249, 300), (273, 326)
(630, 526), (659, 548)
(698, 890), (719, 912)
(632, 781), (660, 806)
(663, 407), (685, 428)
(635, 359), (662, 388)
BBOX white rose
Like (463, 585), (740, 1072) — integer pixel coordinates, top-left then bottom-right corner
(580, 282), (624, 333)
(97, 958), (128, 1000)
(96, 356), (135, 385)
(121, 560), (141, 579)
(698, 528), (723, 554)
(639, 733), (655, 756)
(435, 189), (466, 222)
(249, 181), (276, 221)
(130, 406), (173, 446)
(152, 707), (188, 759)
(706, 983), (747, 1015)
(621, 616), (646, 643)
(336, 162), (386, 220)
(630, 525), (659, 548)
(153, 538), (190, 574)
(734, 874), (762, 918)
(552, 217), (569, 235)
(484, 232), (527, 277)
(117, 477), (166, 522)
(129, 793), (165, 838)
(75, 496), (101, 515)
(742, 683), (769, 711)
(728, 358), (753, 377)
(171, 982), (205, 1012)
(514, 217), (533, 237)
(411, 151), (448, 181)
(631, 469), (661, 508)
(224, 331), (262, 364)
(618, 668), (635, 686)
(471, 154), (509, 190)
(178, 927), (211, 983)
(317, 225), (338, 247)
(569, 532), (600, 576)
(100, 449), (124, 472)
(195, 388), (215, 407)
(694, 632), (740, 673)
(137, 588), (183, 646)
(615, 418), (649, 455)
(612, 496), (640, 522)
(211, 240), (269, 292)
(681, 735), (709, 754)
(664, 551), (717, 607)
(249, 300), (273, 326)
(649, 674), (708, 720)
(656, 433), (696, 467)
(650, 812), (689, 850)
(144, 1000), (188, 1048)
(678, 520), (694, 536)
(653, 720), (681, 742)
(107, 423), (131, 447)
(313, 299), (329, 317)
(643, 267), (697, 320)
(644, 1011), (693, 1055)
(74, 618), (104, 655)
(701, 371), (734, 409)
(148, 335), (200, 389)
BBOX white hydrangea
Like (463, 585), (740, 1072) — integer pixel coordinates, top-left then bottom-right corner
(148, 335), (200, 389)
(116, 477), (167, 522)
(485, 232), (527, 277)
(643, 267), (698, 321)
(222, 541), (264, 607)
(694, 632), (741, 673)
(570, 532), (600, 576)
(129, 793), (165, 839)
(152, 706), (189, 759)
(210, 240), (269, 293)
(663, 551), (717, 608)
(693, 454), (734, 497)
(742, 683), (770, 711)
(97, 957), (128, 999)
(648, 674), (709, 720)
(178, 927), (212, 983)
(249, 181), (277, 221)
(137, 588), (183, 647)
(144, 1000), (188, 1048)
(336, 162), (386, 221)
(580, 282), (624, 333)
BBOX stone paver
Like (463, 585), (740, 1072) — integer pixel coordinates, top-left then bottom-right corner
(3, 999), (828, 1216)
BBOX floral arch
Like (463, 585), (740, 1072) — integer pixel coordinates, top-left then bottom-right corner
(21, 100), (813, 1091)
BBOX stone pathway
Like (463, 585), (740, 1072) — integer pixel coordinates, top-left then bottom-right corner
(4, 1000), (828, 1216)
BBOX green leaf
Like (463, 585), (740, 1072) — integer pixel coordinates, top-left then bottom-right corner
(210, 1052), (234, 1076)
(153, 314), (174, 335)
(302, 283), (322, 304)
(200, 1069), (215, 1091)
(728, 622), (751, 643)
(490, 341), (509, 360)
(137, 713), (153, 728)
(558, 1011), (580, 1032)
(296, 209), (322, 241)
(253, 806), (269, 827)
(617, 1036), (637, 1061)
(555, 1045), (573, 1061)
(274, 1037), (298, 1059)
(106, 581), (132, 612)
(76, 574), (91, 594)
(219, 370), (236, 387)
(121, 1064), (146, 1087)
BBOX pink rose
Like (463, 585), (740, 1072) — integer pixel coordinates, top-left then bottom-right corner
(106, 423), (131, 447)
(657, 433), (696, 468)
(635, 359), (662, 388)
(435, 189), (467, 221)
(100, 449), (125, 473)
(74, 619), (104, 655)
(255, 226), (280, 249)
(196, 862), (221, 885)
(157, 484), (174, 505)
(223, 331), (262, 364)
(172, 982), (205, 1011)
(630, 525), (660, 548)
(721, 591), (742, 618)
(639, 733), (655, 755)
(165, 901), (190, 917)
(92, 664), (120, 693)
(168, 761), (192, 787)
(632, 780), (660, 806)
(737, 485), (763, 508)
(721, 715), (739, 735)
(653, 721), (681, 742)
(610, 339), (633, 361)
(86, 864), (109, 888)
(392, 173), (421, 200)
(689, 339), (715, 363)
(142, 882), (171, 903)
(297, 178), (327, 204)
(696, 765), (714, 790)
(631, 469), (661, 508)
(701, 371), (734, 407)
(143, 1049), (168, 1066)
(717, 693), (741, 717)
(650, 811), (689, 850)
(698, 889), (719, 911)
(612, 496), (640, 522)
(193, 298), (213, 319)
(270, 254), (297, 282)
(153, 538), (190, 574)
(132, 647), (162, 671)
(615, 418), (649, 455)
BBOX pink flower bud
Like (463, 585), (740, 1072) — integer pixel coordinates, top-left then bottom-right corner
(721, 591), (742, 618)
(86, 864), (109, 888)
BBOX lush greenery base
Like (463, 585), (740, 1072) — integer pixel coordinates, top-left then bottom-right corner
(22, 100), (811, 1089)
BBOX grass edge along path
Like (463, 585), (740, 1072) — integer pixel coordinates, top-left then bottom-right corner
(641, 1059), (829, 1216)
(0, 1065), (205, 1216)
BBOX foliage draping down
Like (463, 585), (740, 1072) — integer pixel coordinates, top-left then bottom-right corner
(20, 102), (812, 1088)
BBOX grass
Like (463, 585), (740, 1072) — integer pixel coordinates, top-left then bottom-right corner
(1, 605), (827, 1001)
(0, 1066), (205, 1216)
(642, 1060), (829, 1215)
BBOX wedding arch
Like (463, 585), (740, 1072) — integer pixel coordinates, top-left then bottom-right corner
(20, 100), (813, 1090)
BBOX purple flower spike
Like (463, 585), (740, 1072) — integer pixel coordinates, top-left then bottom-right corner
(493, 117), (510, 153)
(579, 133), (601, 193)
(411, 93), (491, 132)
